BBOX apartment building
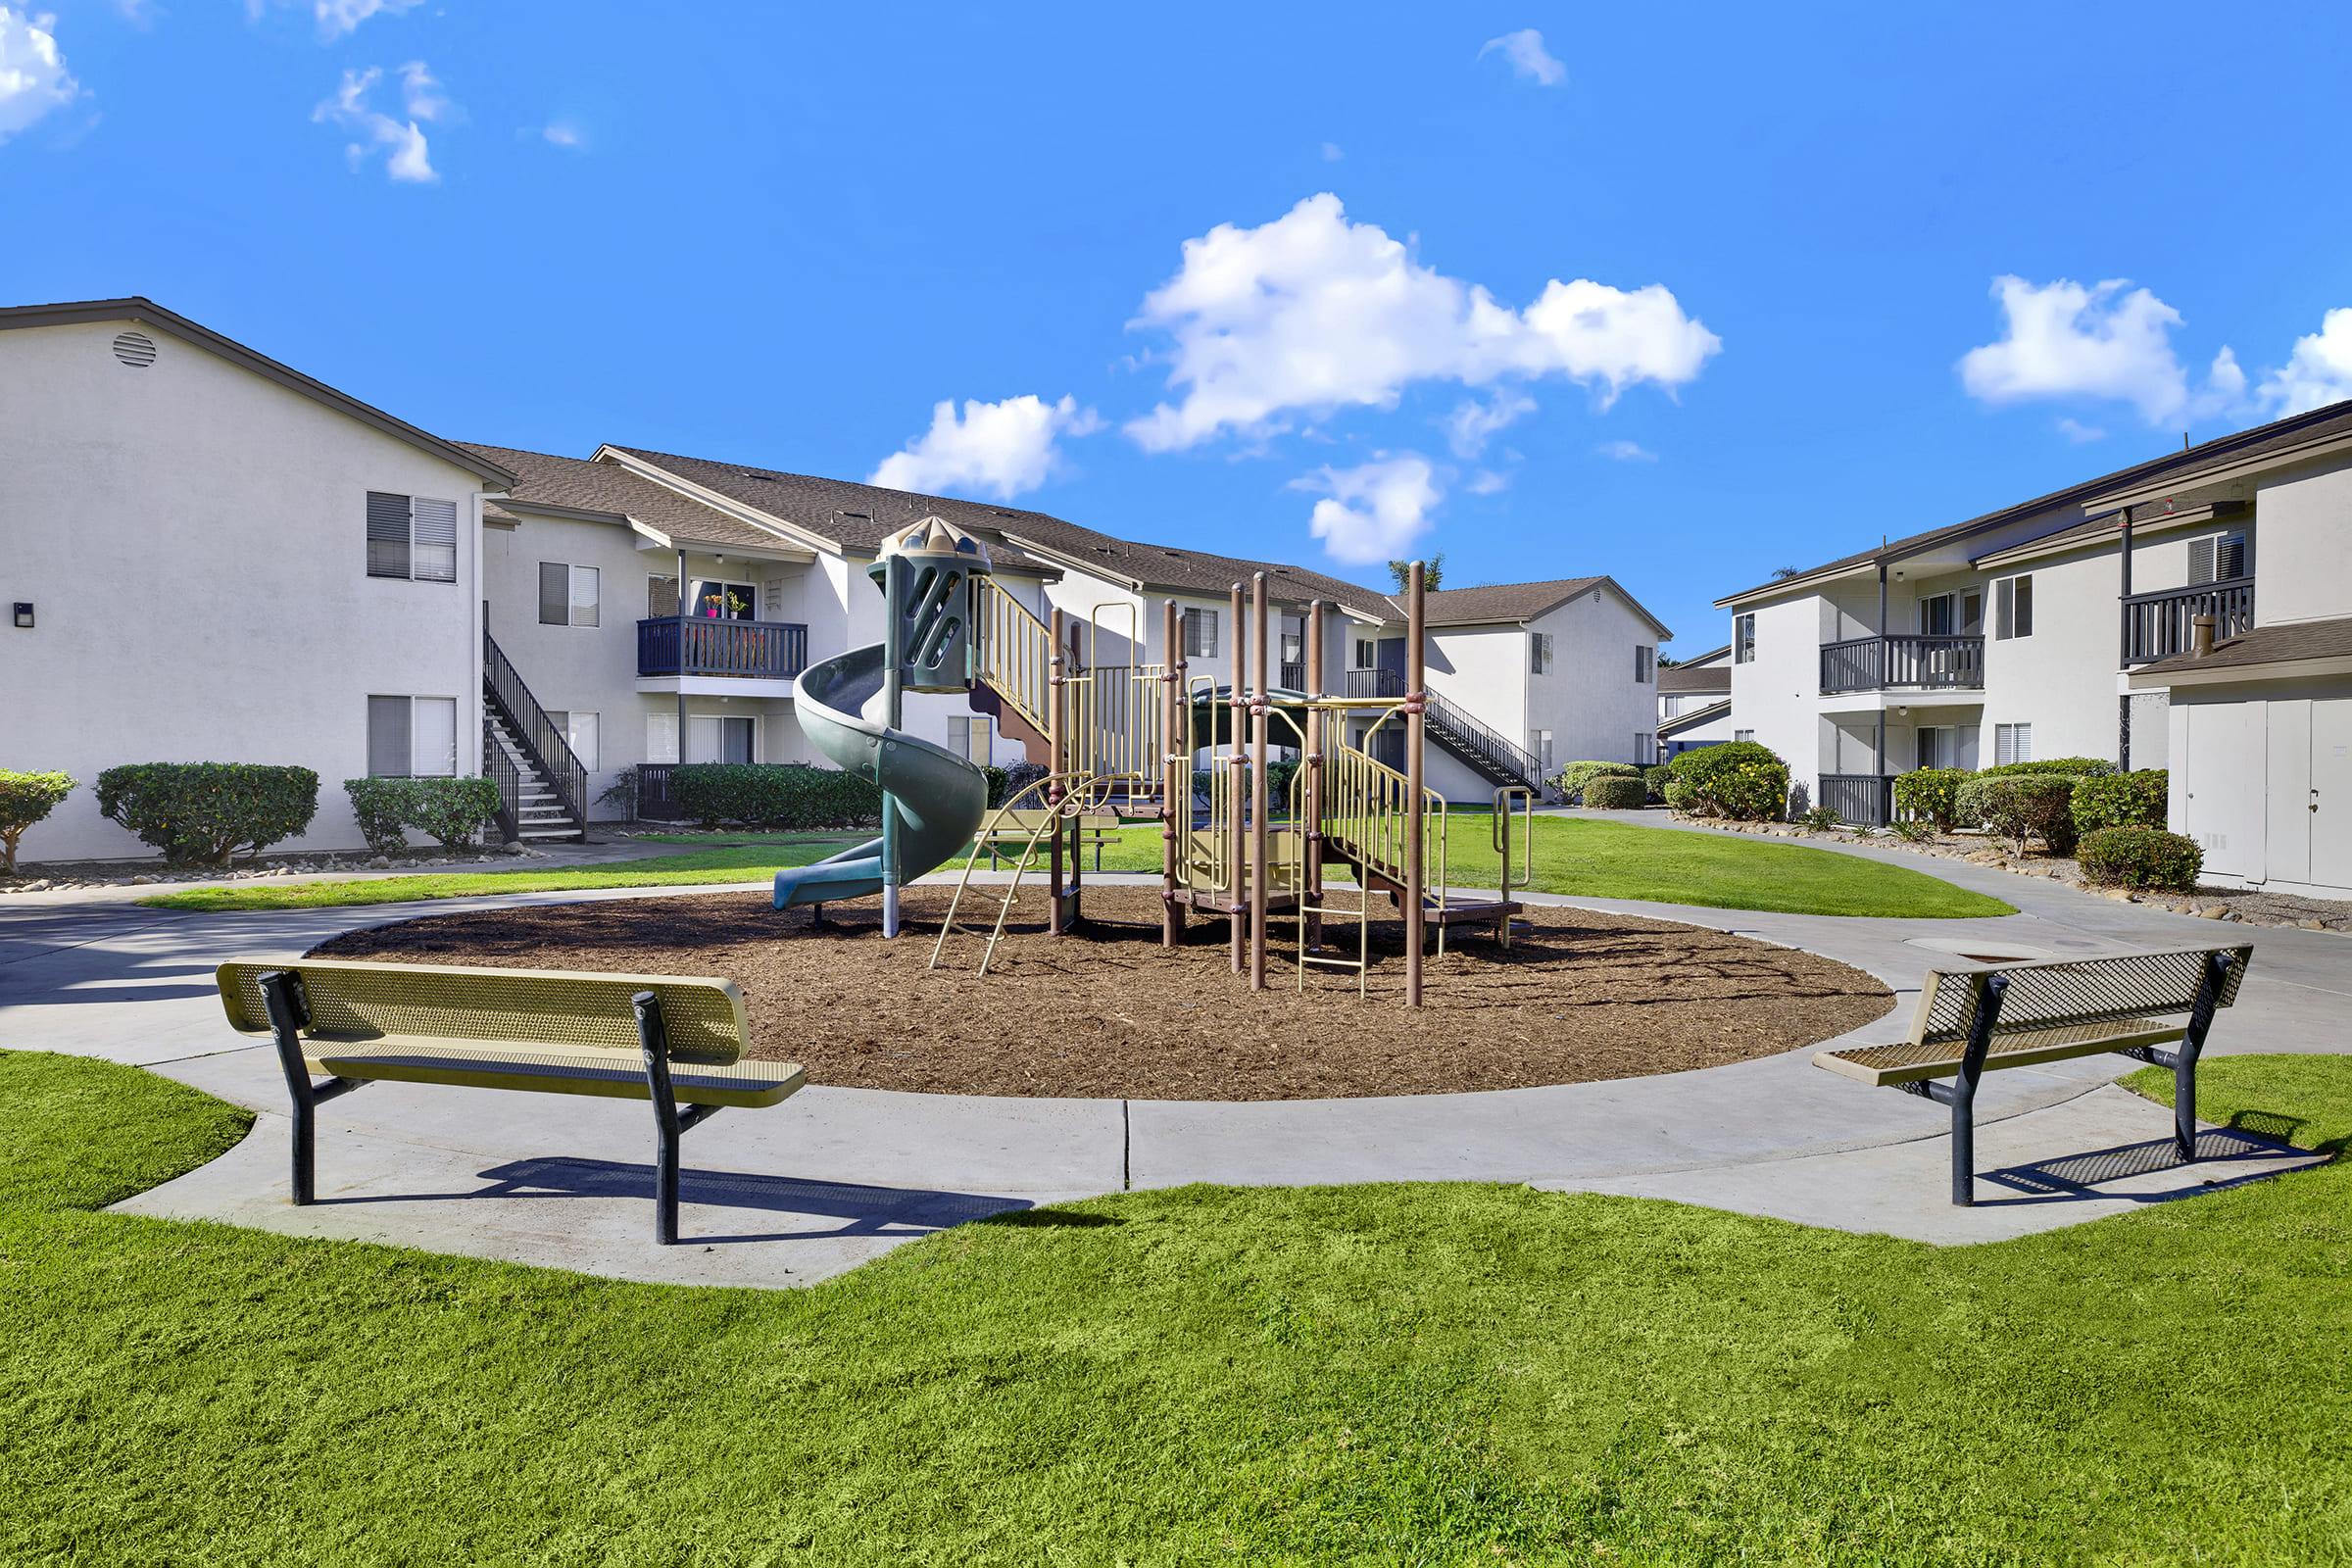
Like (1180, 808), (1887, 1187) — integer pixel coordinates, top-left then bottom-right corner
(1656, 644), (1734, 756)
(2, 296), (1676, 862)
(1716, 400), (2352, 834)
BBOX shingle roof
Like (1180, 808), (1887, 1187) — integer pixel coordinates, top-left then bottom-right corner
(1718, 399), (2352, 606)
(606, 446), (1380, 609)
(1657, 663), (1732, 695)
(460, 443), (789, 554)
(1396, 574), (1673, 638)
(2136, 615), (2352, 676)
(1658, 697), (1731, 737)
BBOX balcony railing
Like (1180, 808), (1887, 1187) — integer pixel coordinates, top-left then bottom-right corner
(2123, 576), (2254, 664)
(636, 617), (808, 680)
(1820, 634), (1984, 694)
(1819, 773), (1893, 827)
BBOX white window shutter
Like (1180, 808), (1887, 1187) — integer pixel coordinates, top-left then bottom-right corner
(411, 498), (460, 583)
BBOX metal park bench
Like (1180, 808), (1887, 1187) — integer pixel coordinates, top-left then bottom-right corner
(1812, 944), (2253, 1206)
(215, 958), (805, 1244)
(975, 808), (1121, 872)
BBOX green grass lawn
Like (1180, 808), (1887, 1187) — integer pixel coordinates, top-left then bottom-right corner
(146, 814), (2008, 918)
(2, 1049), (2344, 1562)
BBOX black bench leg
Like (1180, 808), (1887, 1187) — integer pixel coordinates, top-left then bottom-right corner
(635, 991), (684, 1245)
(2172, 951), (2234, 1161)
(259, 970), (365, 1206)
(1948, 973), (2010, 1207)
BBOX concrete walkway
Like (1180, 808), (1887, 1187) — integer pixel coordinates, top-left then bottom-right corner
(3, 840), (2342, 1287)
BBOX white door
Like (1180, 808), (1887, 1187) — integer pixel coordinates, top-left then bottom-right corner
(2265, 700), (2312, 885)
(2181, 704), (2266, 880)
(2312, 699), (2352, 891)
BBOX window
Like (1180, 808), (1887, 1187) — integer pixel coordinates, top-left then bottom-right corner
(1915, 726), (1951, 770)
(648, 575), (681, 617)
(1634, 644), (1654, 684)
(2188, 531), (2248, 584)
(1352, 637), (1376, 669)
(687, 714), (756, 763)
(1531, 632), (1555, 674)
(545, 710), (600, 770)
(365, 492), (459, 582)
(1995, 722), (2033, 766)
(1182, 607), (1219, 658)
(645, 711), (679, 765)
(948, 715), (993, 765)
(538, 563), (601, 627)
(367, 695), (458, 777)
(1733, 613), (1756, 664)
(1634, 731), (1657, 764)
(1735, 728), (1755, 743)
(1993, 574), (2034, 640)
(1529, 728), (1554, 771)
(1922, 590), (1987, 637)
(692, 579), (757, 620)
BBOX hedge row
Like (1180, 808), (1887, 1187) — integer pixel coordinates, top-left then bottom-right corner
(343, 777), (503, 855)
(2079, 825), (2203, 891)
(671, 763), (884, 830)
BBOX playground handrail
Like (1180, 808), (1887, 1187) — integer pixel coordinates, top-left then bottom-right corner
(974, 576), (1053, 736)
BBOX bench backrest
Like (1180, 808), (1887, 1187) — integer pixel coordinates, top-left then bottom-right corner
(1910, 944), (2253, 1046)
(217, 958), (750, 1065)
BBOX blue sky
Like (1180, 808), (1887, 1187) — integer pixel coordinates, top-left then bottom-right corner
(5, 3), (2349, 647)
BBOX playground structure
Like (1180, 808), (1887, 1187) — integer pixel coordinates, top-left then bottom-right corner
(778, 514), (1528, 1007)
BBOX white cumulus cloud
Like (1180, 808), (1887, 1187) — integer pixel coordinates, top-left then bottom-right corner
(1125, 193), (1719, 452)
(2055, 416), (2106, 444)
(1479, 27), (1564, 87)
(314, 61), (446, 182)
(869, 394), (1102, 502)
(2259, 308), (2352, 416)
(1595, 439), (1656, 462)
(539, 121), (584, 149)
(1956, 274), (2254, 426)
(1295, 455), (1442, 565)
(1444, 389), (1535, 459)
(250, 0), (420, 41)
(0, 8), (79, 143)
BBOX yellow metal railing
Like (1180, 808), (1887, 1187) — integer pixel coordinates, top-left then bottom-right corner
(1319, 724), (1446, 906)
(974, 575), (1052, 736)
(928, 770), (1112, 976)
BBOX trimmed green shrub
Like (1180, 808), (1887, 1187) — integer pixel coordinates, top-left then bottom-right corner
(673, 763), (883, 830)
(1975, 757), (2115, 779)
(982, 765), (1010, 809)
(343, 777), (505, 852)
(1891, 767), (1967, 833)
(0, 769), (75, 873)
(1583, 776), (1649, 810)
(1642, 763), (1675, 803)
(1660, 780), (1692, 811)
(1666, 741), (1789, 820)
(1553, 760), (1642, 803)
(2079, 826), (2202, 892)
(2072, 769), (2169, 836)
(342, 778), (413, 856)
(96, 763), (319, 866)
(1956, 773), (2082, 856)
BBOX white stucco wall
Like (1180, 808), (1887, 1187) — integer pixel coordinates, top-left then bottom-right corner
(0, 318), (489, 862)
(1977, 544), (2121, 765)
(2251, 464), (2352, 626)
(1726, 595), (1824, 802)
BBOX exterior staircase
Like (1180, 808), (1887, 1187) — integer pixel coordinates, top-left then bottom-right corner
(482, 629), (589, 844)
(1341, 669), (1557, 800)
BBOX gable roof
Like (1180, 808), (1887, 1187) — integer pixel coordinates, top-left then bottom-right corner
(460, 443), (797, 554)
(1657, 662), (1732, 695)
(1717, 398), (2352, 608)
(605, 445), (1383, 612)
(1658, 697), (1731, 737)
(1403, 575), (1673, 638)
(0, 297), (514, 487)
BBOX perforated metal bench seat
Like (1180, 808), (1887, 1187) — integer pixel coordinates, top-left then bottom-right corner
(1814, 1016), (2188, 1087)
(216, 956), (803, 1243)
(1810, 944), (2253, 1205)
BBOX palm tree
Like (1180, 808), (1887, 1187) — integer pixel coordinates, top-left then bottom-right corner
(1387, 554), (1445, 593)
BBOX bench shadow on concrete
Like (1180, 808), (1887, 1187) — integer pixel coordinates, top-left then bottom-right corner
(318, 1156), (1114, 1246)
(1976, 1115), (2330, 1210)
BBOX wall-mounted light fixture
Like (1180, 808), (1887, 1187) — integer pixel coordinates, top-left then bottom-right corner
(11, 603), (30, 629)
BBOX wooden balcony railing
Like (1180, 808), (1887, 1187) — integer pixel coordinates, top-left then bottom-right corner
(1820, 634), (1984, 694)
(2123, 576), (2254, 664)
(636, 617), (808, 679)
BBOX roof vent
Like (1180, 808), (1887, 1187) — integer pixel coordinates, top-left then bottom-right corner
(112, 330), (158, 368)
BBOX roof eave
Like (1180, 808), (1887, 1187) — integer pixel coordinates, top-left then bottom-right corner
(2089, 428), (2352, 513)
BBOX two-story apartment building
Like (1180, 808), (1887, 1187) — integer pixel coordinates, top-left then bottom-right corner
(1716, 399), (2352, 831)
(0, 298), (515, 862)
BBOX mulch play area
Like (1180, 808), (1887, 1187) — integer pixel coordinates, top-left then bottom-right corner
(315, 886), (1892, 1101)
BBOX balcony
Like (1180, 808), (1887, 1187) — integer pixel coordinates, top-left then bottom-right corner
(637, 617), (808, 680)
(1820, 634), (1984, 695)
(1818, 773), (1893, 827)
(2123, 576), (2254, 664)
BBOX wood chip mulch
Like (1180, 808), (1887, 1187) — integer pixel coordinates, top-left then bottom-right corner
(313, 887), (1892, 1102)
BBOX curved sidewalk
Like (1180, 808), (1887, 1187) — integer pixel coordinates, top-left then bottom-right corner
(3, 849), (2342, 1286)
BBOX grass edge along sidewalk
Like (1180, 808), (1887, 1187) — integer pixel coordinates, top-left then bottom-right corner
(1, 1049), (2341, 1562)
(139, 816), (2013, 918)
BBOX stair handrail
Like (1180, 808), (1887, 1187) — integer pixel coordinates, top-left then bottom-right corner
(482, 628), (590, 830)
(1345, 667), (1550, 794)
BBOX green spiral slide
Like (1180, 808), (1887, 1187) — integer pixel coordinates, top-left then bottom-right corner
(770, 642), (990, 908)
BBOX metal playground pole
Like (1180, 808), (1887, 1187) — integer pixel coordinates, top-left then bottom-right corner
(1249, 571), (1270, 992)
(1404, 561), (1426, 1008)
